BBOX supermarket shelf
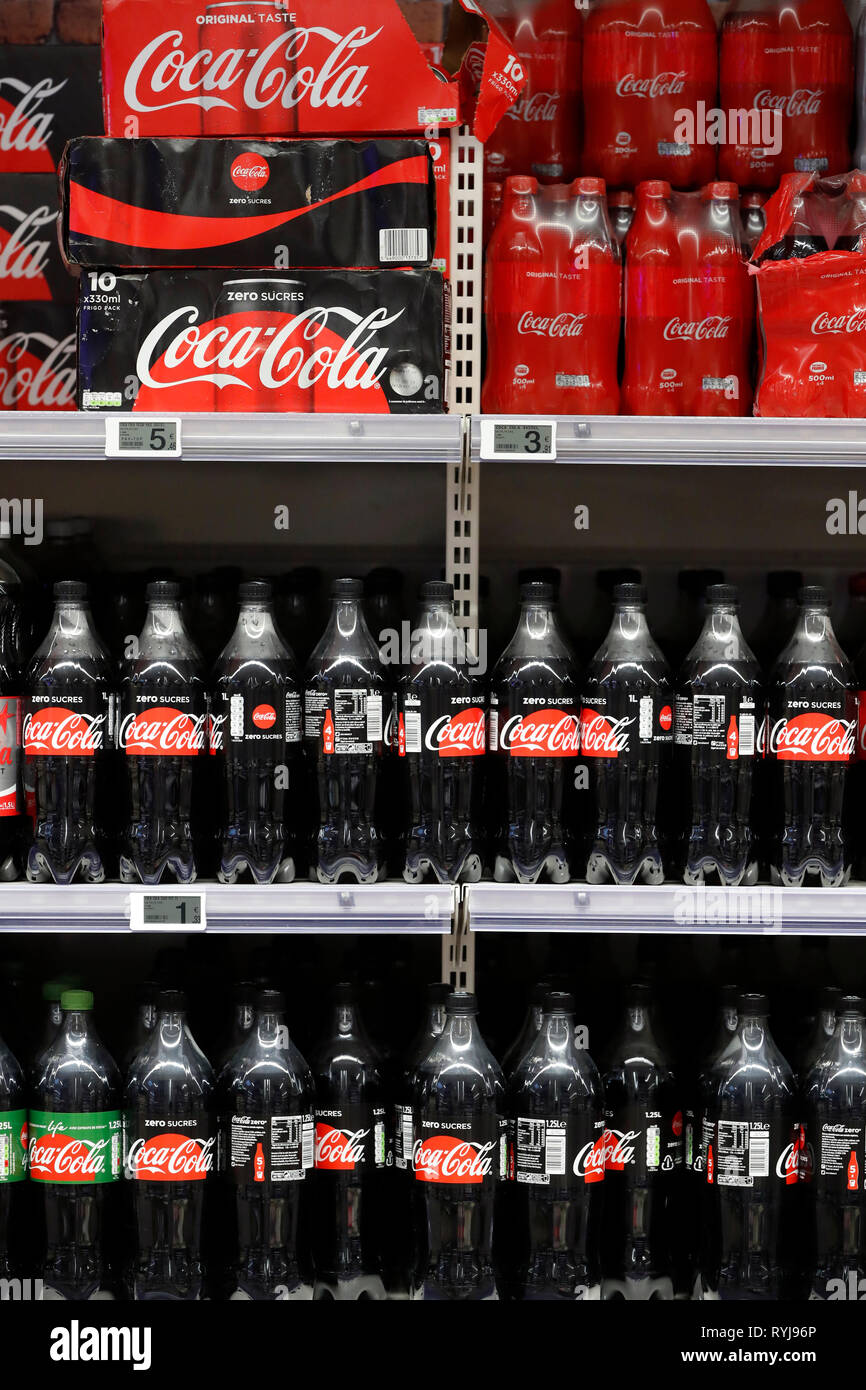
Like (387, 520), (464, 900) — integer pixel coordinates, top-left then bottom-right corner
(471, 415), (866, 467)
(0, 882), (456, 934)
(464, 883), (866, 935)
(0, 412), (464, 465)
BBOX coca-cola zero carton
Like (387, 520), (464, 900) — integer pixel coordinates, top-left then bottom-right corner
(0, 174), (75, 302)
(0, 301), (76, 410)
(77, 268), (448, 414)
(0, 45), (103, 175)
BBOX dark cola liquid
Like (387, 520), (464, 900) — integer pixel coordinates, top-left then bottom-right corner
(304, 581), (387, 885)
(767, 594), (856, 888)
(490, 585), (580, 885)
(399, 585), (485, 885)
(0, 1033), (25, 1282)
(601, 994), (681, 1299)
(310, 989), (387, 1298)
(119, 584), (208, 886)
(212, 585), (302, 886)
(803, 1004), (866, 1302)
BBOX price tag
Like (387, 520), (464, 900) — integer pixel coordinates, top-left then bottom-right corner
(105, 418), (182, 459)
(128, 891), (206, 932)
(479, 419), (557, 461)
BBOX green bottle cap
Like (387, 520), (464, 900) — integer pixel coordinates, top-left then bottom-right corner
(60, 990), (94, 1012)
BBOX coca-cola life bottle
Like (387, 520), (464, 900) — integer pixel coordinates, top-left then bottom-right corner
(399, 581), (485, 885)
(676, 585), (762, 887)
(766, 586), (856, 887)
(508, 992), (605, 1301)
(311, 984), (387, 1300)
(490, 582), (580, 885)
(221, 990), (315, 1301)
(119, 580), (208, 885)
(412, 991), (506, 1301)
(211, 580), (301, 885)
(24, 580), (114, 885)
(701, 993), (801, 1301)
(30, 990), (123, 1300)
(304, 579), (387, 884)
(580, 584), (673, 885)
(601, 984), (682, 1301)
(0, 1028), (25, 1287)
(125, 990), (216, 1301)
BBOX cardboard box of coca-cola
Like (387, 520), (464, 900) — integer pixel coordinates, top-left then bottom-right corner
(0, 300), (76, 409)
(101, 0), (525, 141)
(0, 174), (77, 302)
(0, 45), (103, 174)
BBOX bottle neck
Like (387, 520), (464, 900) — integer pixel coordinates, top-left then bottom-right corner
(255, 1009), (287, 1046)
(839, 1015), (866, 1056)
(446, 1012), (479, 1050)
(143, 603), (189, 642)
(739, 1013), (770, 1053)
(61, 1010), (94, 1042)
(235, 601), (281, 642)
(46, 601), (98, 648)
(413, 602), (466, 666)
(425, 1000), (447, 1038)
(540, 1012), (575, 1053)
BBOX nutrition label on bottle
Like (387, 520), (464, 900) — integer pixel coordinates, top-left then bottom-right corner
(818, 1124), (864, 1185)
(515, 1117), (568, 1184)
(305, 690), (382, 753)
(229, 1113), (314, 1184)
(716, 1120), (770, 1186)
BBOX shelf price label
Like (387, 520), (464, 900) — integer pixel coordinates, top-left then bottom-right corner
(128, 891), (206, 932)
(479, 420), (557, 462)
(105, 418), (182, 459)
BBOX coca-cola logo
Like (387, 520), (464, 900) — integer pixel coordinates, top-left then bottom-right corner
(518, 311), (585, 339)
(0, 204), (56, 288)
(0, 329), (76, 409)
(573, 1134), (606, 1184)
(602, 1128), (639, 1171)
(29, 1132), (111, 1182)
(126, 1133), (214, 1181)
(136, 303), (404, 396)
(615, 71), (686, 100)
(663, 316), (731, 342)
(120, 706), (207, 756)
(124, 26), (380, 116)
(659, 705), (672, 732)
(770, 712), (855, 763)
(314, 1123), (369, 1171)
(424, 708), (485, 758)
(252, 703), (276, 730)
(230, 152), (270, 191)
(812, 310), (866, 337)
(500, 709), (579, 758)
(508, 90), (559, 122)
(755, 88), (823, 118)
(24, 707), (105, 756)
(414, 1134), (495, 1184)
(775, 1134), (803, 1185)
(579, 710), (635, 758)
(0, 75), (66, 155)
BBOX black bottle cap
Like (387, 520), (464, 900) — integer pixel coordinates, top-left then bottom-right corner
(421, 581), (453, 603)
(737, 992), (769, 1015)
(239, 579), (273, 602)
(426, 982), (452, 1003)
(520, 581), (554, 602)
(543, 990), (575, 1013)
(446, 991), (478, 1016)
(707, 584), (738, 605)
(614, 583), (646, 605)
(157, 989), (186, 1011)
(256, 989), (285, 1012)
(839, 995), (866, 1014)
(798, 585), (830, 607)
(332, 578), (362, 600)
(54, 580), (87, 600)
(146, 580), (181, 602)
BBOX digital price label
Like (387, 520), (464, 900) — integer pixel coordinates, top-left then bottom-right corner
(128, 892), (206, 932)
(105, 418), (182, 459)
(479, 420), (557, 461)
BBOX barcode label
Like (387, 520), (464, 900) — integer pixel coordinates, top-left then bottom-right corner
(488, 708), (499, 751)
(302, 1120), (314, 1169)
(404, 710), (422, 754)
(402, 1109), (414, 1167)
(639, 696), (653, 741)
(739, 714), (755, 757)
(855, 371), (866, 386)
(749, 1128), (770, 1177)
(380, 228), (429, 263)
(658, 141), (691, 157)
(230, 694), (244, 739)
(556, 373), (590, 389)
(544, 1127), (566, 1176)
(366, 694), (383, 742)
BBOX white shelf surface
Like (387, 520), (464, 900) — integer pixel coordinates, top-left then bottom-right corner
(0, 882), (456, 934)
(0, 412), (463, 465)
(471, 415), (866, 466)
(464, 883), (866, 936)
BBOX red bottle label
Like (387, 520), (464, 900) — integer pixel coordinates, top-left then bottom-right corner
(120, 706), (207, 756)
(24, 703), (107, 756)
